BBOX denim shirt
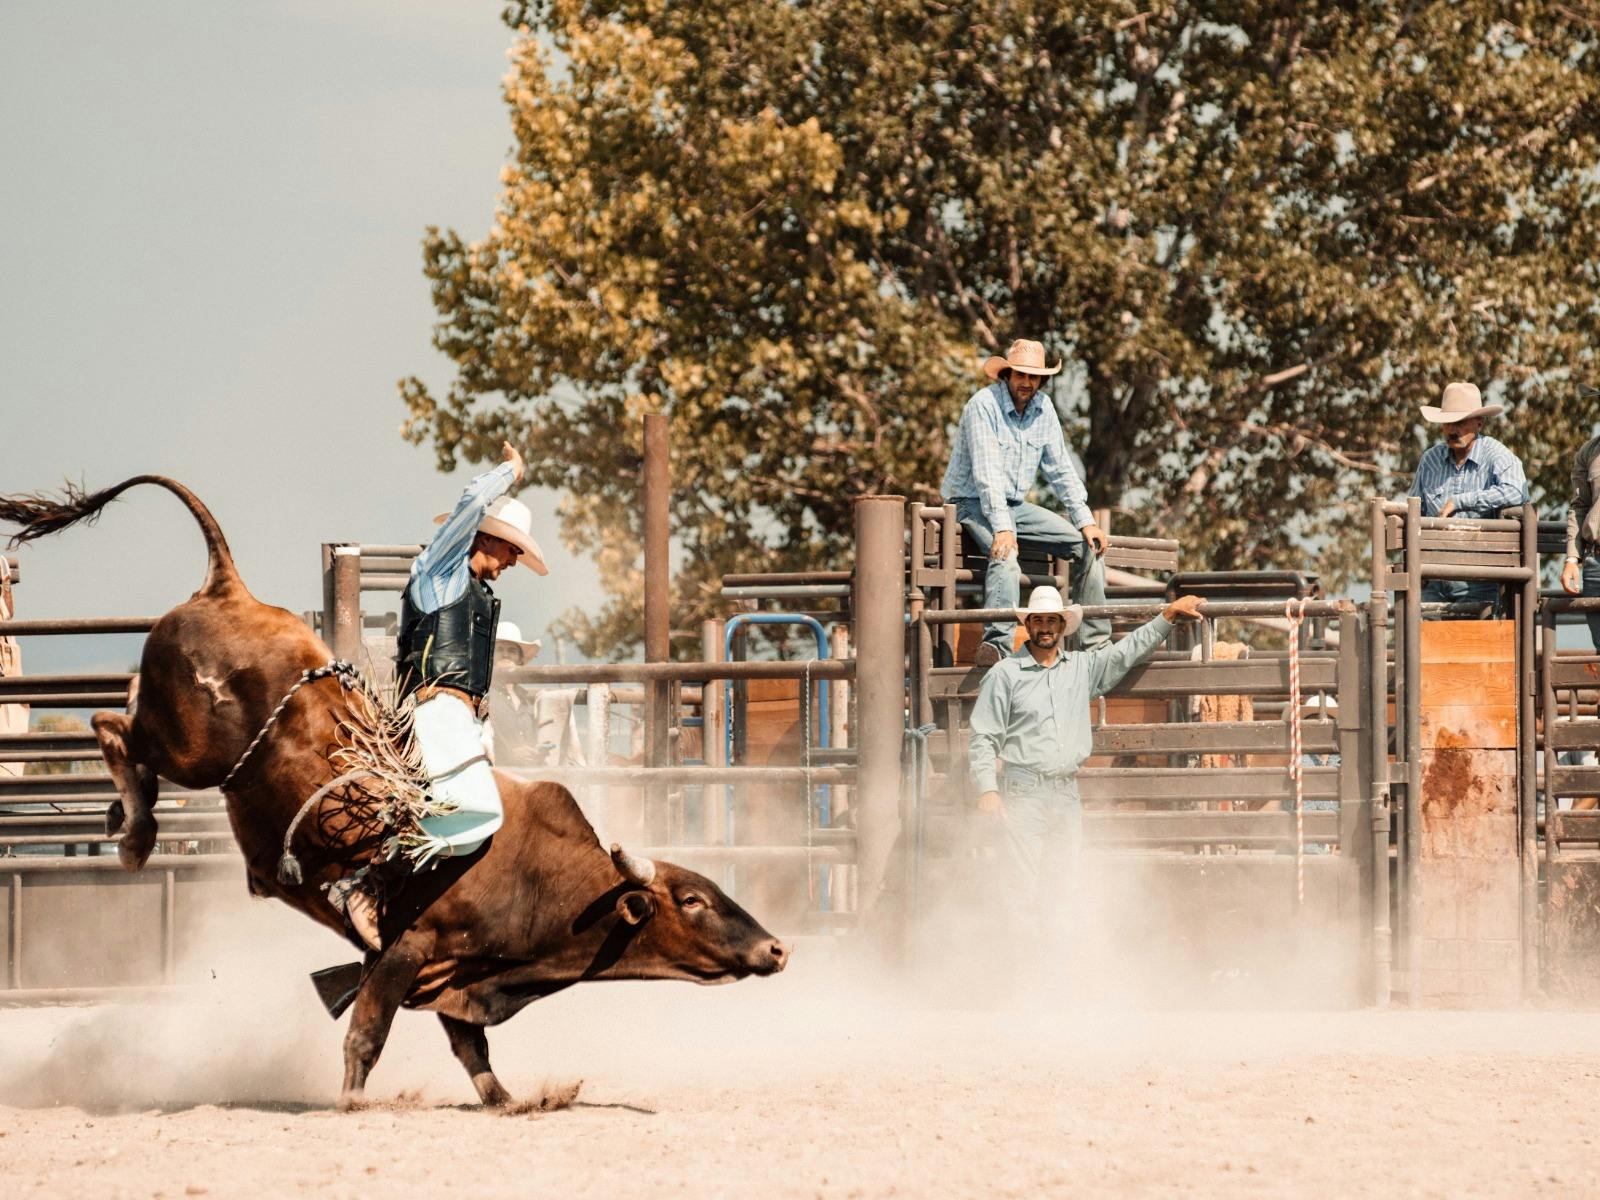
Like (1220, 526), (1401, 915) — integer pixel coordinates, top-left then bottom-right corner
(941, 382), (1094, 534)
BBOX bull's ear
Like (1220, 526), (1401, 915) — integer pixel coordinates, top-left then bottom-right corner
(617, 891), (655, 926)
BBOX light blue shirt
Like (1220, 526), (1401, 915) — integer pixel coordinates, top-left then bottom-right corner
(1407, 435), (1526, 518)
(968, 615), (1173, 794)
(405, 463), (516, 614)
(941, 382), (1094, 534)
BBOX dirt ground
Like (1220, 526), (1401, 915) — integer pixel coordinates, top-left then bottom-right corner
(6, 937), (1600, 1200)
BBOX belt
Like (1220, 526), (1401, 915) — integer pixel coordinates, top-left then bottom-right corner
(413, 685), (488, 719)
(1003, 765), (1075, 785)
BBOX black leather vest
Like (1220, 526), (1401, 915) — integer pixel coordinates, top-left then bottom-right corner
(395, 577), (501, 700)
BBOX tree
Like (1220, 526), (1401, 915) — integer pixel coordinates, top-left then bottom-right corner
(403, 1), (1600, 656)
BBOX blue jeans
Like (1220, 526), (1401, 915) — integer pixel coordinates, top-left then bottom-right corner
(954, 499), (1110, 650)
(999, 767), (1084, 906)
(1583, 557), (1600, 652)
(1420, 578), (1500, 617)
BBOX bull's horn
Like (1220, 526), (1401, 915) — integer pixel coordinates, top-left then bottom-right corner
(610, 842), (656, 887)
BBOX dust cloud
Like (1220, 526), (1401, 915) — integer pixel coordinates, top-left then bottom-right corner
(8, 834), (1600, 1196)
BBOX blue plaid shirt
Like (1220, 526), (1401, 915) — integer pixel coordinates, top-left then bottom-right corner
(1406, 435), (1526, 518)
(405, 463), (516, 614)
(941, 382), (1094, 534)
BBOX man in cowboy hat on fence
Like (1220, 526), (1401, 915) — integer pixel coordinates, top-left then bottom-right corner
(1406, 381), (1527, 614)
(329, 441), (549, 948)
(968, 586), (1205, 911)
(943, 338), (1111, 665)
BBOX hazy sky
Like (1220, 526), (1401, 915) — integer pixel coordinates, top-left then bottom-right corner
(2, 1), (594, 675)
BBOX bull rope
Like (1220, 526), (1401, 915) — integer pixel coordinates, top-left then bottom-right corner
(219, 660), (368, 792)
(216, 659), (434, 886)
(1284, 598), (1307, 911)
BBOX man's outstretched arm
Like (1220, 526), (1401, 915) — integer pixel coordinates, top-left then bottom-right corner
(1086, 595), (1205, 698)
(409, 442), (526, 607)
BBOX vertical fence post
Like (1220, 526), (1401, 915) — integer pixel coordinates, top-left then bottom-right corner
(1518, 502), (1539, 997)
(829, 622), (852, 907)
(1540, 601), (1558, 996)
(1336, 605), (1371, 1004)
(1367, 499), (1393, 1006)
(329, 545), (362, 663)
(7, 873), (20, 990)
(162, 868), (177, 984)
(1402, 496), (1423, 1005)
(853, 495), (906, 918)
(701, 618), (726, 845)
(643, 414), (671, 842)
(586, 682), (612, 833)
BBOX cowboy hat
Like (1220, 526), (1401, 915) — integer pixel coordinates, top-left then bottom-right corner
(982, 338), (1063, 381)
(494, 620), (542, 664)
(1420, 381), (1503, 424)
(1015, 584), (1084, 635)
(433, 495), (549, 575)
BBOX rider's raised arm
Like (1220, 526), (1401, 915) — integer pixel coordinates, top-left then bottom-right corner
(407, 462), (516, 608)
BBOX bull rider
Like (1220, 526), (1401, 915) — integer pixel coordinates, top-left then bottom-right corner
(328, 441), (548, 948)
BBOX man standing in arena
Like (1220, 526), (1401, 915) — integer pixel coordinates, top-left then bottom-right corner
(969, 586), (1205, 909)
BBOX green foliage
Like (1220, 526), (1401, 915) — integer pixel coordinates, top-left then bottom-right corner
(404, 2), (1600, 655)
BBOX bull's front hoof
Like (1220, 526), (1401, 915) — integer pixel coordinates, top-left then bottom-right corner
(336, 1092), (368, 1113)
(118, 817), (158, 871)
(104, 799), (126, 838)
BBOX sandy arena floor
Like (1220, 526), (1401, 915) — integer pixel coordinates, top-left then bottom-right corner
(6, 938), (1600, 1200)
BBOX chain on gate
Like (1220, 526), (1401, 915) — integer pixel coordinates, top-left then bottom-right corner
(1284, 598), (1307, 910)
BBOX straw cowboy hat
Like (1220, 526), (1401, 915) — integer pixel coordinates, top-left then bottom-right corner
(494, 620), (542, 664)
(433, 495), (549, 575)
(1420, 381), (1503, 424)
(983, 338), (1063, 381)
(1015, 585), (1084, 635)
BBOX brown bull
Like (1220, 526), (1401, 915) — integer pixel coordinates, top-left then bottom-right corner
(0, 477), (787, 1107)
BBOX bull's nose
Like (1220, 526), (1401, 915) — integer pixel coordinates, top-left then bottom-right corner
(765, 938), (789, 972)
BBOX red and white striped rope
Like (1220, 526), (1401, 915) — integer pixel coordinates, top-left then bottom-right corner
(1285, 598), (1306, 909)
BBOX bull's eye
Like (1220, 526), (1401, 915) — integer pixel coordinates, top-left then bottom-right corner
(679, 893), (705, 911)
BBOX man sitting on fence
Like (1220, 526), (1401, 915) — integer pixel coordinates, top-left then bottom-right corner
(327, 441), (548, 948)
(942, 338), (1110, 666)
(1406, 381), (1527, 615)
(969, 586), (1205, 919)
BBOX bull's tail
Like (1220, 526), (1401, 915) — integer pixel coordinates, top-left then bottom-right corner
(0, 475), (240, 594)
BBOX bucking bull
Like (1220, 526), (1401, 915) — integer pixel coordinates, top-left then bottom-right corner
(0, 477), (787, 1107)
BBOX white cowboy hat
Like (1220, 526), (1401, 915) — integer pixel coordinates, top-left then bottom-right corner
(982, 338), (1063, 381)
(1015, 584), (1084, 635)
(1420, 381), (1503, 424)
(433, 495), (548, 575)
(494, 620), (542, 664)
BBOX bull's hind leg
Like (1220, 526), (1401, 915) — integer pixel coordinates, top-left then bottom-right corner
(339, 936), (426, 1110)
(91, 711), (159, 870)
(439, 1014), (512, 1107)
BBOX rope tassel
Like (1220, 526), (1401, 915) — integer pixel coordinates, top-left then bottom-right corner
(277, 852), (304, 886)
